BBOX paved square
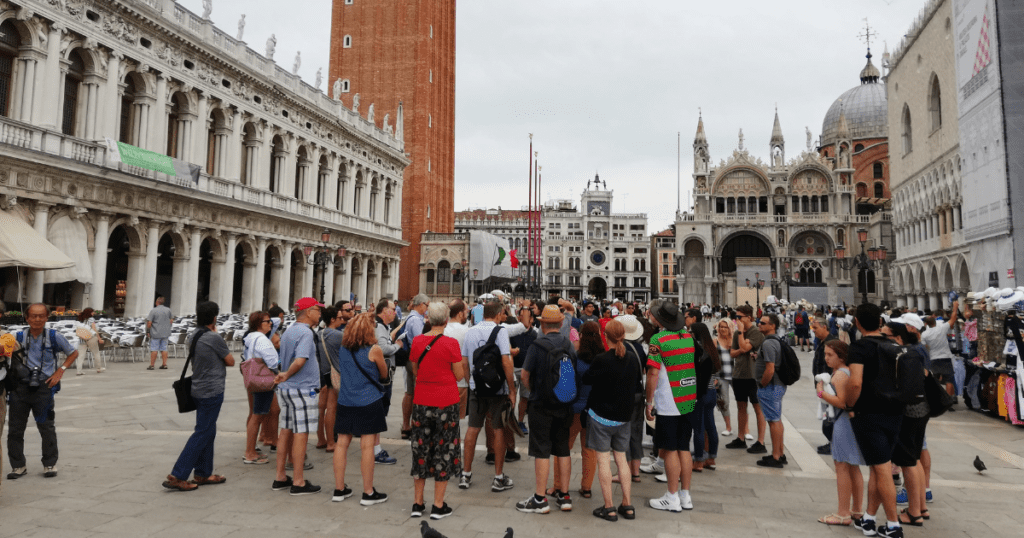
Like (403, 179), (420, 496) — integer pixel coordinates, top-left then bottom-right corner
(2, 349), (1022, 537)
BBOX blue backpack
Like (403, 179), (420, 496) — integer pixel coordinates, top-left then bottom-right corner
(533, 338), (578, 407)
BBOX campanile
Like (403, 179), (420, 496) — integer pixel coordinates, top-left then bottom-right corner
(329, 0), (456, 302)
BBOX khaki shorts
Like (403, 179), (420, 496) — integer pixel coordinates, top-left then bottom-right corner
(467, 392), (508, 429)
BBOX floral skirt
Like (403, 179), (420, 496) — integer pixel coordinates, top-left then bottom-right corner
(410, 403), (462, 481)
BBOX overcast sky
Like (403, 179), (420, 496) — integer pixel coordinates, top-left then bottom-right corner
(182, 0), (927, 231)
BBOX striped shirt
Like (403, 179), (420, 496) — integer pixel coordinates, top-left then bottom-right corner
(647, 329), (697, 415)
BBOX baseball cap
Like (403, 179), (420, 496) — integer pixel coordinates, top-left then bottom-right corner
(294, 297), (325, 312)
(893, 313), (924, 331)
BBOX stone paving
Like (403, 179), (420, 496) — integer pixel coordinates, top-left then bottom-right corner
(2, 348), (1023, 538)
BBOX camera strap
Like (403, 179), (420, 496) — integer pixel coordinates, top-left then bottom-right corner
(15, 329), (61, 371)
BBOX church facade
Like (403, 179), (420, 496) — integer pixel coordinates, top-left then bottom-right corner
(675, 53), (893, 309)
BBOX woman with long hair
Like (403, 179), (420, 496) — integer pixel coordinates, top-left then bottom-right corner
(74, 308), (104, 374)
(687, 322), (722, 472)
(333, 313), (390, 505)
(714, 319), (734, 436)
(555, 320), (602, 499)
(689, 322), (722, 471)
(242, 311), (280, 464)
(815, 339), (864, 526)
(584, 319), (642, 521)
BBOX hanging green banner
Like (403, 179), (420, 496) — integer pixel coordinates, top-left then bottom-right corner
(104, 138), (201, 185)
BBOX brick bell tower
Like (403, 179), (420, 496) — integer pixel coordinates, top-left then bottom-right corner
(328, 0), (456, 302)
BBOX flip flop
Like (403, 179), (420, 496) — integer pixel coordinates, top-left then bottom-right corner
(243, 456), (270, 465)
(818, 513), (852, 526)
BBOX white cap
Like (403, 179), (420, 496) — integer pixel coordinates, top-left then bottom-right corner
(893, 313), (925, 331)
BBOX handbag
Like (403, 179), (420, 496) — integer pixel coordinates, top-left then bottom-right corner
(240, 355), (275, 393)
(320, 329), (342, 390)
(924, 371), (956, 418)
(173, 328), (208, 413)
(75, 324), (94, 341)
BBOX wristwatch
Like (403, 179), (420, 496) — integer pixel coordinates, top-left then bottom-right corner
(60, 365), (67, 372)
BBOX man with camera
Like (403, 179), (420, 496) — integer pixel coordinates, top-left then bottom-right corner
(6, 303), (78, 480)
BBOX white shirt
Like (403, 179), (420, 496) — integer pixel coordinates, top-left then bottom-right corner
(921, 324), (955, 361)
(653, 366), (680, 417)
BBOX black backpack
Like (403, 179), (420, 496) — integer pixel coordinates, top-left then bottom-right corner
(769, 336), (802, 386)
(471, 326), (507, 397)
(532, 338), (578, 408)
(873, 339), (926, 407)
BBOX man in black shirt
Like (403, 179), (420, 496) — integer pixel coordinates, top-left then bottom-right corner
(845, 303), (904, 538)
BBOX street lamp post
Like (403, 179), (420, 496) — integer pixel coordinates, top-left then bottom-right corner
(835, 228), (887, 305)
(746, 272), (767, 309)
(303, 228), (345, 304)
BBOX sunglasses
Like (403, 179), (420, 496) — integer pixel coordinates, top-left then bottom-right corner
(758, 321), (768, 325)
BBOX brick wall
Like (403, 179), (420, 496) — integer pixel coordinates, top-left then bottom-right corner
(328, 0), (456, 300)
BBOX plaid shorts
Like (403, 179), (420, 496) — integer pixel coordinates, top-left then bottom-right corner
(277, 388), (319, 434)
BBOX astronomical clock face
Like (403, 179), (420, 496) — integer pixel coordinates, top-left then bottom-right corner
(590, 251), (606, 266)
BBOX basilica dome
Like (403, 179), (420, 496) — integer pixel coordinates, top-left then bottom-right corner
(820, 53), (887, 147)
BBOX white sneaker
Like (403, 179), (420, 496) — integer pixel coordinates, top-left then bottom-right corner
(677, 491), (693, 510)
(640, 458), (665, 474)
(745, 433), (754, 441)
(721, 430), (733, 437)
(649, 491), (682, 512)
(654, 473), (668, 483)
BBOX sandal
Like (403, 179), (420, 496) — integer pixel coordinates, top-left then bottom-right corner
(243, 456), (270, 465)
(401, 429), (412, 440)
(631, 474), (642, 483)
(818, 513), (852, 526)
(578, 489), (592, 498)
(315, 443), (327, 449)
(617, 504), (636, 520)
(159, 365), (168, 370)
(190, 475), (227, 486)
(898, 511), (924, 527)
(147, 366), (155, 370)
(905, 508), (929, 520)
(162, 475), (198, 492)
(593, 506), (618, 522)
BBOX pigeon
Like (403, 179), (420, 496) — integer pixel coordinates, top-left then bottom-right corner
(420, 521), (448, 538)
(503, 528), (513, 538)
(974, 455), (987, 473)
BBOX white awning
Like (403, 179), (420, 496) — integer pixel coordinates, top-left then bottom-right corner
(0, 210), (76, 270)
(44, 215), (94, 285)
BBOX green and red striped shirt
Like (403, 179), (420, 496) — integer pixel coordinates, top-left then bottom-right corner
(647, 329), (697, 415)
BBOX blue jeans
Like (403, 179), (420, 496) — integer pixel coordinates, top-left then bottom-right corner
(687, 388), (719, 462)
(701, 388), (719, 459)
(171, 393), (224, 480)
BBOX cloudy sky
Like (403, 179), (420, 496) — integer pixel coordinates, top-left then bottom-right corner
(182, 0), (927, 230)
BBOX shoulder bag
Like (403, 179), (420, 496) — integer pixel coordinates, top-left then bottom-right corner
(321, 329), (342, 390)
(347, 345), (389, 392)
(173, 328), (208, 413)
(240, 335), (276, 393)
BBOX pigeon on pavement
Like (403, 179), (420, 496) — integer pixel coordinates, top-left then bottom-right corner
(503, 528), (513, 538)
(420, 521), (448, 538)
(974, 455), (987, 473)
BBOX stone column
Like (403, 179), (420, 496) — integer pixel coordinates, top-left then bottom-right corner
(170, 253), (189, 314)
(104, 53), (123, 141)
(181, 229), (202, 316)
(357, 259), (368, 306)
(18, 56), (37, 123)
(90, 213), (110, 311)
(126, 252), (146, 318)
(240, 259), (256, 314)
(323, 258), (336, 304)
(251, 239), (267, 311)
(345, 167), (357, 214)
(337, 255), (352, 302)
(41, 22), (64, 130)
(302, 254), (315, 300)
(276, 243), (293, 308)
(220, 234), (237, 310)
(141, 222), (161, 314)
(26, 203), (51, 303)
(226, 108), (242, 182)
(194, 94), (209, 170)
(152, 75), (167, 152)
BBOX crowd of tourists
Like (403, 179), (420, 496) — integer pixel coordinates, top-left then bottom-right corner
(0, 291), (967, 537)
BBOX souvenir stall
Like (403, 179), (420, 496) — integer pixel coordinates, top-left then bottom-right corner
(961, 288), (1024, 426)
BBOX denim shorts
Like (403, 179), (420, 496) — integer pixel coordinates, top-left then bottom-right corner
(150, 338), (169, 352)
(756, 385), (786, 422)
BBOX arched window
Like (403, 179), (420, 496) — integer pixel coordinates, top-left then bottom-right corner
(859, 269), (876, 294)
(662, 280), (669, 293)
(801, 196), (809, 213)
(426, 268), (435, 295)
(811, 196), (819, 213)
(634, 259), (640, 272)
(640, 259), (646, 271)
(873, 162), (884, 179)
(336, 166), (347, 210)
(798, 260), (824, 284)
(792, 196), (799, 213)
(737, 197), (746, 213)
(901, 104), (913, 154)
(727, 197), (736, 213)
(748, 196), (757, 214)
(270, 136), (285, 194)
(874, 182), (884, 198)
(62, 50), (86, 136)
(821, 196), (829, 212)
(928, 74), (942, 131)
(0, 20), (21, 117)
(837, 228), (846, 247)
(437, 260), (451, 295)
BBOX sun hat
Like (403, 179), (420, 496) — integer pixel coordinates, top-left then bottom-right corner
(294, 297), (325, 311)
(651, 301), (686, 332)
(538, 304), (565, 324)
(617, 314), (644, 341)
(893, 313), (924, 331)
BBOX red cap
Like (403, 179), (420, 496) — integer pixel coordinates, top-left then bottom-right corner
(294, 297), (325, 311)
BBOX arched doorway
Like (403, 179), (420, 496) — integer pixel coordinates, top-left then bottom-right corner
(155, 234), (175, 308)
(682, 239), (705, 305)
(290, 249), (305, 308)
(588, 277), (607, 300)
(232, 244), (246, 313)
(104, 225), (132, 316)
(198, 239), (215, 303)
(719, 234), (772, 274)
(264, 244), (280, 311)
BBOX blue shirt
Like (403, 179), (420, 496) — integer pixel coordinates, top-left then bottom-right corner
(19, 330), (75, 377)
(336, 345), (384, 406)
(405, 310), (426, 343)
(277, 322), (319, 391)
(471, 304), (484, 325)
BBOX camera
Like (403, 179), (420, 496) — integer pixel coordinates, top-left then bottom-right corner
(27, 366), (45, 390)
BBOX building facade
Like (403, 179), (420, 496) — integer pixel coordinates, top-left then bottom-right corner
(329, 0), (456, 301)
(453, 207), (538, 293)
(677, 53), (894, 308)
(886, 0), (970, 310)
(541, 178), (651, 303)
(651, 227), (677, 299)
(0, 0), (407, 317)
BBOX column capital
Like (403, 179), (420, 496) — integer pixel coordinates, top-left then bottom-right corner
(33, 201), (54, 212)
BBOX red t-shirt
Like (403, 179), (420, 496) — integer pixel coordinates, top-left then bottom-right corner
(410, 333), (462, 407)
